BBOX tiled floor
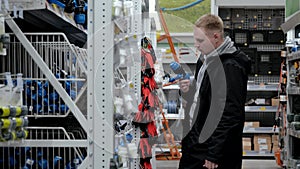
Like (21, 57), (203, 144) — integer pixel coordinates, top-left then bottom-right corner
(242, 160), (282, 169)
(155, 160), (282, 169)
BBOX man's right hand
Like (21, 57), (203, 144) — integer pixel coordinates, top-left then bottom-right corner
(179, 79), (190, 93)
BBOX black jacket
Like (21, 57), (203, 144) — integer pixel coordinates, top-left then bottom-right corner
(179, 49), (251, 169)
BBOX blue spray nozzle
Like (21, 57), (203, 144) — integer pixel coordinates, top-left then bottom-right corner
(169, 61), (190, 81)
(169, 73), (190, 82)
(170, 61), (181, 71)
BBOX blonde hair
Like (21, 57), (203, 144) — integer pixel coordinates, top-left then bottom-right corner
(195, 14), (224, 34)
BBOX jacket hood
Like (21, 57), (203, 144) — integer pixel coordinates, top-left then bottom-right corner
(221, 49), (252, 75)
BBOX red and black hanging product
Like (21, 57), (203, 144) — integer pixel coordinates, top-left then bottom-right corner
(132, 37), (159, 169)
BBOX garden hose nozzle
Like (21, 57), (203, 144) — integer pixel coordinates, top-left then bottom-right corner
(0, 106), (10, 117)
(0, 118), (13, 129)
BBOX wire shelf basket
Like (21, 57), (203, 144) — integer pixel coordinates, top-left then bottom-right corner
(0, 127), (87, 169)
(0, 33), (88, 117)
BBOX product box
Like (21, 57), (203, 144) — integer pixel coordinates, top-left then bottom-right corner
(254, 134), (272, 153)
(272, 98), (280, 106)
(255, 98), (266, 105)
(243, 137), (252, 151)
(254, 134), (271, 144)
(272, 135), (278, 142)
(255, 144), (270, 153)
(244, 121), (260, 128)
(271, 135), (279, 152)
(272, 143), (279, 153)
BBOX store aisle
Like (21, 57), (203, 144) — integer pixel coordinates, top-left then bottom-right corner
(242, 160), (282, 169)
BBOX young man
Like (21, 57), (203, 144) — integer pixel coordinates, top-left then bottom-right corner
(179, 14), (251, 169)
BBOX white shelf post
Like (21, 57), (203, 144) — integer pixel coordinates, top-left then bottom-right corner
(87, 0), (114, 168)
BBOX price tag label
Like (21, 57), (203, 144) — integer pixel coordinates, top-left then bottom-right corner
(259, 107), (266, 111)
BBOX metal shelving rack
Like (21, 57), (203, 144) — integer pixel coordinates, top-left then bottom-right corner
(283, 45), (300, 169)
(279, 1), (300, 167)
(86, 0), (114, 168)
(88, 0), (147, 168)
(19, 1), (87, 47)
(1, 2), (89, 169)
(0, 127), (87, 169)
(0, 0), (145, 169)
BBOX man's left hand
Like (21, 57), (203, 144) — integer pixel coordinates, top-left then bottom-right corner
(203, 159), (218, 169)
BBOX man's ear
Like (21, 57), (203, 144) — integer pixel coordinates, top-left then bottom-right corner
(213, 32), (219, 39)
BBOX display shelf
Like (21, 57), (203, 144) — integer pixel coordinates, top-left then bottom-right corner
(0, 127), (87, 169)
(247, 84), (279, 91)
(163, 84), (279, 91)
(13, 1), (87, 47)
(243, 127), (279, 134)
(161, 54), (198, 64)
(153, 147), (181, 153)
(287, 86), (300, 95)
(248, 44), (285, 52)
(46, 2), (81, 28)
(1, 0), (45, 11)
(243, 151), (274, 158)
(0, 126), (87, 146)
(245, 106), (278, 112)
(153, 158), (180, 169)
(287, 51), (300, 62)
(284, 48), (300, 167)
(153, 143), (181, 154)
(157, 33), (198, 64)
(162, 84), (180, 90)
(159, 113), (184, 120)
(152, 144), (181, 169)
(288, 129), (300, 139)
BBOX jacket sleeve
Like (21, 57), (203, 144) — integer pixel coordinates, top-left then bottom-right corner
(206, 63), (245, 163)
(181, 57), (203, 107)
(181, 57), (203, 104)
(180, 58), (202, 133)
